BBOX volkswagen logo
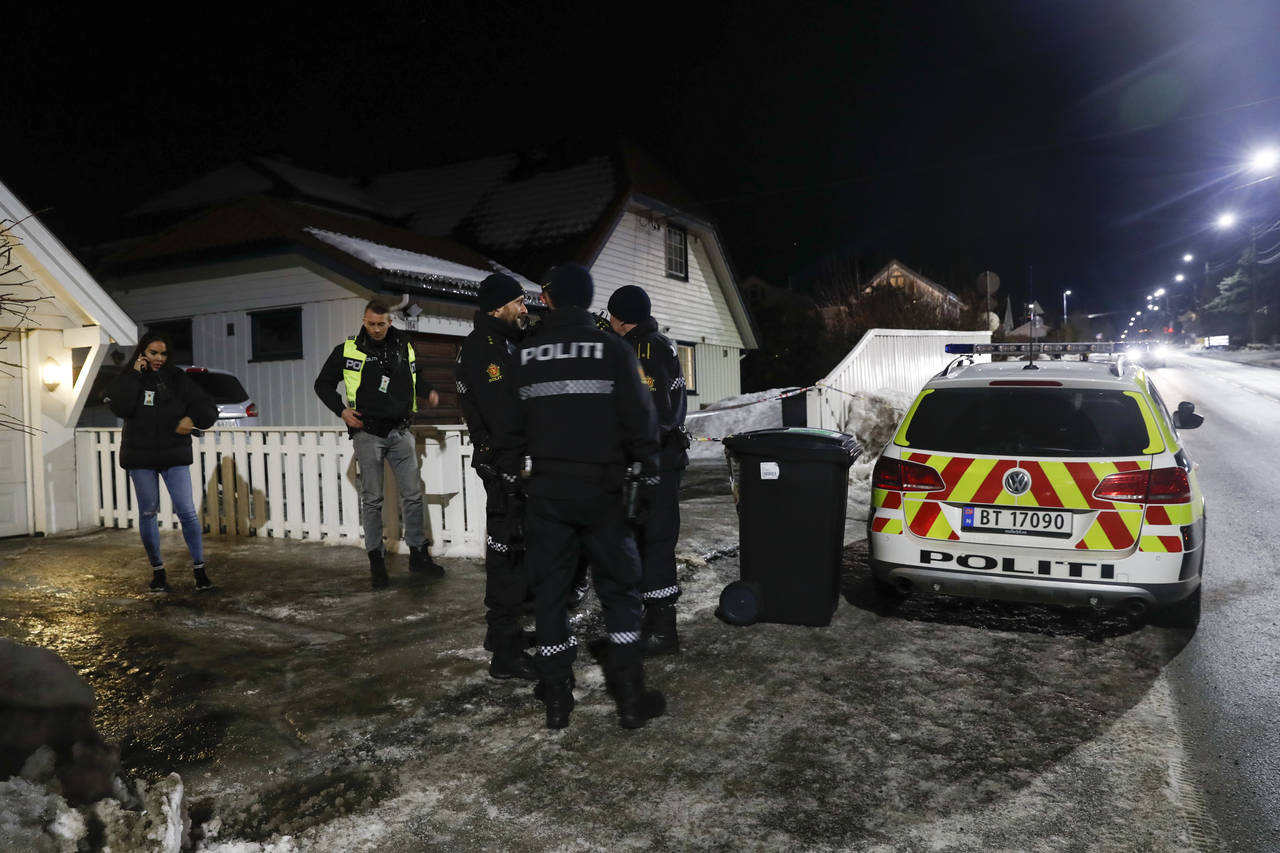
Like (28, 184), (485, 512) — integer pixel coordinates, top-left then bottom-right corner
(1003, 468), (1032, 496)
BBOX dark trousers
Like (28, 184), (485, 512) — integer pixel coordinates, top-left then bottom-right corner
(639, 468), (683, 603)
(482, 478), (528, 651)
(524, 483), (644, 682)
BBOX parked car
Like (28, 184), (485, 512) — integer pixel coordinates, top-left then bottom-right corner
(867, 341), (1205, 627)
(180, 367), (257, 427)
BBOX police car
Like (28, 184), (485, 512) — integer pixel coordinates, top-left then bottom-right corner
(867, 342), (1205, 627)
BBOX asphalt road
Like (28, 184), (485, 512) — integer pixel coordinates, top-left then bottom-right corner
(1146, 351), (1280, 852)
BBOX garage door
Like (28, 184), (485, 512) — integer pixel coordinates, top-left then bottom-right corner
(0, 340), (30, 536)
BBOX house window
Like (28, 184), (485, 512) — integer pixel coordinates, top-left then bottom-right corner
(250, 307), (303, 362)
(665, 224), (688, 281)
(144, 318), (193, 365)
(676, 342), (696, 394)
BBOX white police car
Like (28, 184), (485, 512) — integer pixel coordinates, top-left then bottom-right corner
(867, 342), (1205, 627)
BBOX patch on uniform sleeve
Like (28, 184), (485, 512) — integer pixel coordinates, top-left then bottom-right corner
(640, 368), (656, 391)
(486, 363), (503, 382)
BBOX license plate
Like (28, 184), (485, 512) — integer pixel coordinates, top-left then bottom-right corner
(962, 505), (1072, 538)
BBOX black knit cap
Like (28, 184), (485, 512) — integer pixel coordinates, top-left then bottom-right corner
(607, 285), (651, 324)
(543, 263), (594, 308)
(477, 273), (525, 313)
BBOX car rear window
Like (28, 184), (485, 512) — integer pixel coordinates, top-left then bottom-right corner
(186, 371), (249, 404)
(902, 387), (1152, 457)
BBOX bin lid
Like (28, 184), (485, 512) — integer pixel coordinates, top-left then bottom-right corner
(722, 427), (862, 464)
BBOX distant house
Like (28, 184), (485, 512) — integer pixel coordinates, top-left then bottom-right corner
(98, 142), (757, 426)
(0, 179), (136, 536)
(861, 260), (964, 318)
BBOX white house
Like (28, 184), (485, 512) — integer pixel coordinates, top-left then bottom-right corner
(0, 179), (136, 536)
(99, 144), (758, 426)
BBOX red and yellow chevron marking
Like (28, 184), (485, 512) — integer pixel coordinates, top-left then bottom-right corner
(1074, 510), (1141, 550)
(1145, 503), (1193, 525)
(1138, 534), (1184, 553)
(872, 488), (902, 510)
(904, 496), (958, 540)
(872, 516), (903, 534)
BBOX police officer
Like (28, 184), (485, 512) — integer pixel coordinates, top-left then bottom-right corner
(607, 285), (689, 655)
(456, 273), (537, 681)
(494, 263), (666, 730)
(314, 300), (444, 588)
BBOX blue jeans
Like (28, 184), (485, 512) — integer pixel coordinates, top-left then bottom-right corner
(129, 466), (204, 567)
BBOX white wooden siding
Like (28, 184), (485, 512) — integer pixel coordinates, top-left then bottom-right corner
(110, 262), (476, 427)
(590, 212), (744, 350)
(109, 262), (354, 320)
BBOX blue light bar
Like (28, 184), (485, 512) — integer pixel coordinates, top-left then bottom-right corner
(944, 344), (976, 353)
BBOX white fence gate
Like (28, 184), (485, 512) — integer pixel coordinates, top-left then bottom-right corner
(74, 426), (487, 558)
(805, 328), (991, 433)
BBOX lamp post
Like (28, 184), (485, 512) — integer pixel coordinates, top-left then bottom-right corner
(1062, 289), (1071, 330)
(1216, 212), (1259, 344)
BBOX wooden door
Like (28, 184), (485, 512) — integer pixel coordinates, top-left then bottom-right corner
(408, 333), (464, 425)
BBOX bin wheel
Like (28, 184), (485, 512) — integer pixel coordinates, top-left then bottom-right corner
(718, 581), (762, 626)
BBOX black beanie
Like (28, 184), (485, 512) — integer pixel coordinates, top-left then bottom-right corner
(477, 273), (525, 313)
(607, 285), (651, 324)
(543, 263), (594, 308)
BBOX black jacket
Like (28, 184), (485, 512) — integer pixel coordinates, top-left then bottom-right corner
(493, 307), (659, 493)
(313, 326), (432, 434)
(623, 316), (689, 471)
(107, 364), (218, 470)
(455, 310), (524, 470)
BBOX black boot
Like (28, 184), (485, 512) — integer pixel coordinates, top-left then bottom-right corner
(148, 568), (170, 593)
(611, 663), (666, 730)
(489, 636), (538, 681)
(539, 678), (575, 730)
(641, 602), (680, 656)
(409, 545), (445, 578)
(369, 549), (389, 588)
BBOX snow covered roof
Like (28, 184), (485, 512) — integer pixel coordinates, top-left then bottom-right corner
(305, 227), (538, 299)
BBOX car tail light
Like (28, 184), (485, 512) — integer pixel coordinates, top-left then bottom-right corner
(873, 456), (945, 492)
(245, 403), (258, 418)
(1094, 467), (1190, 504)
(185, 367), (209, 373)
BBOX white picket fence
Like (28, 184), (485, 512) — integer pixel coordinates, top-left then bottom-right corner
(74, 426), (488, 557)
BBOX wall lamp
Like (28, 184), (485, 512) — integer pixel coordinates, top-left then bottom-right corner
(42, 357), (62, 392)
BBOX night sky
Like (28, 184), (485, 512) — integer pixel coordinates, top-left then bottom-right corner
(7, 1), (1280, 325)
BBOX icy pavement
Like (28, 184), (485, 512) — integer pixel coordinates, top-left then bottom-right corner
(0, 394), (1218, 851)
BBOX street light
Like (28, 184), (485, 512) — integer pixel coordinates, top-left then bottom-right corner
(1182, 253), (1194, 263)
(1250, 146), (1279, 175)
(1062, 289), (1071, 328)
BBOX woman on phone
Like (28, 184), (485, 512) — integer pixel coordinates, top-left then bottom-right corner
(107, 332), (219, 592)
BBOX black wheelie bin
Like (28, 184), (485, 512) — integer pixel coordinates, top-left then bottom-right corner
(719, 428), (862, 626)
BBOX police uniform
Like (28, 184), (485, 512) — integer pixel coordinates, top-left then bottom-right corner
(494, 264), (665, 729)
(608, 286), (689, 655)
(455, 274), (536, 680)
(314, 322), (439, 581)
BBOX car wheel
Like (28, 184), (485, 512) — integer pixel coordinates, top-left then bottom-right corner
(1152, 586), (1202, 630)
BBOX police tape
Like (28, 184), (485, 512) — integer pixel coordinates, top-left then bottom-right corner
(684, 385), (818, 441)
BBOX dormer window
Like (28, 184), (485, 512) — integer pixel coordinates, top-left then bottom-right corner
(665, 224), (688, 281)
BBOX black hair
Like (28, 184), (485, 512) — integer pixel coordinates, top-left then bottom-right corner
(365, 300), (392, 316)
(128, 329), (174, 365)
